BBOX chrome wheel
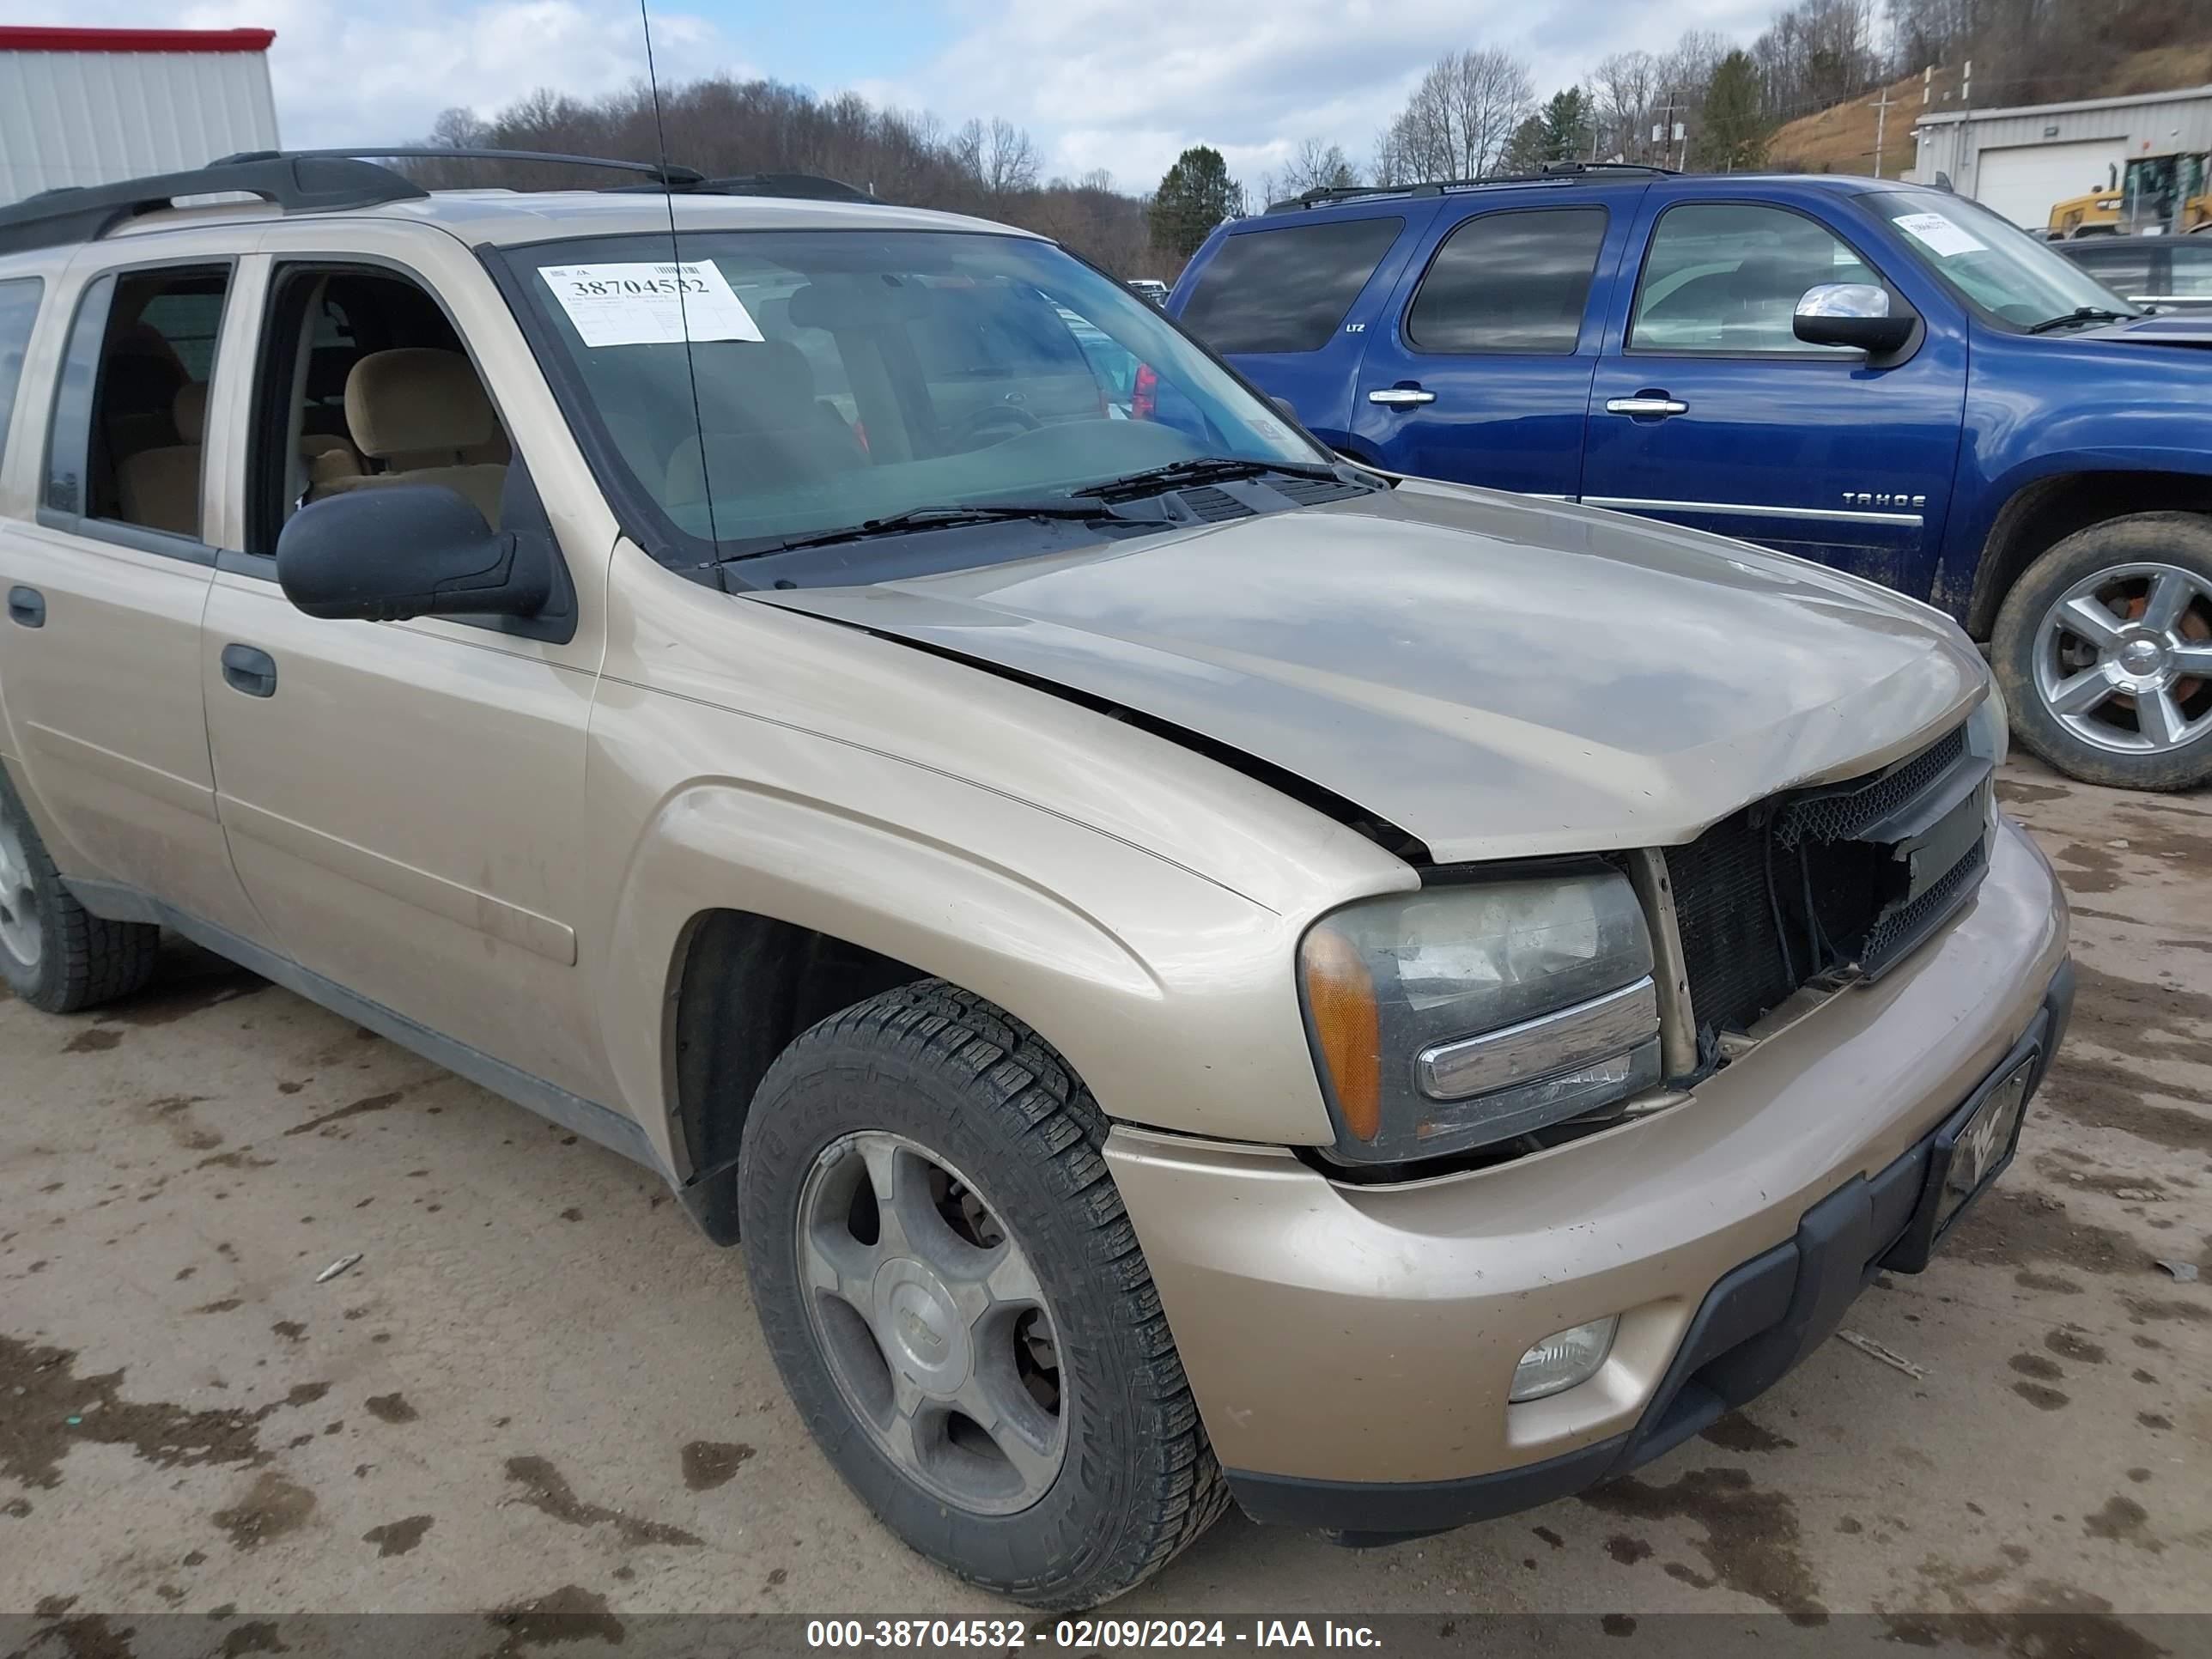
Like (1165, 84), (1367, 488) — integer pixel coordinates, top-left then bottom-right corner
(0, 811), (40, 972)
(796, 1130), (1066, 1515)
(2033, 561), (2212, 756)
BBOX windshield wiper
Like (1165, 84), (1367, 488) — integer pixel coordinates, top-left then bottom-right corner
(2027, 306), (2136, 334)
(726, 499), (1128, 560)
(1077, 456), (1351, 498)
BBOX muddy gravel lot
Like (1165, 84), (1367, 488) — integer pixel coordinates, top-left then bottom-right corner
(0, 757), (2206, 1643)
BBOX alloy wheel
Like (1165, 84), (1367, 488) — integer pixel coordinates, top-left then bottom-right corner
(795, 1129), (1066, 1515)
(2033, 560), (2212, 756)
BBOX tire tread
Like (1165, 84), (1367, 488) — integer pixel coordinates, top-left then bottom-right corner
(0, 769), (160, 1013)
(749, 978), (1229, 1607)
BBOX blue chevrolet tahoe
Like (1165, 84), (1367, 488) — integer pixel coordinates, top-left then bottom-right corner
(1170, 166), (2212, 791)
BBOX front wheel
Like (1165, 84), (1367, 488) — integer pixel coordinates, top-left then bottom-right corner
(738, 981), (1227, 1609)
(1991, 513), (2212, 790)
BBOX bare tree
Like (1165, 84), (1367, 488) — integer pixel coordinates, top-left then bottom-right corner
(953, 117), (1040, 199)
(1260, 137), (1358, 204)
(1592, 50), (1662, 161)
(1370, 122), (1415, 186)
(1376, 46), (1534, 183)
(401, 75), (1157, 276)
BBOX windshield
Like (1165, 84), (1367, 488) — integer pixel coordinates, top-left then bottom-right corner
(1865, 191), (2141, 328)
(507, 228), (1324, 554)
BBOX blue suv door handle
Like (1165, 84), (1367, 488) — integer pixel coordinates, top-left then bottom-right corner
(1368, 384), (1437, 407)
(1606, 394), (1690, 417)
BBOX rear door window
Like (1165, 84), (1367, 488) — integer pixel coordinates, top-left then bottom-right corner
(1406, 207), (1608, 353)
(0, 276), (42, 472)
(44, 264), (232, 541)
(1181, 216), (1406, 352)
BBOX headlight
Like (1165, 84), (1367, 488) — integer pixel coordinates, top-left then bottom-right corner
(1298, 868), (1660, 1165)
(1966, 677), (2008, 769)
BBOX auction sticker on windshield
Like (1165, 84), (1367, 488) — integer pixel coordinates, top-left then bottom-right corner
(1892, 211), (1988, 258)
(538, 262), (765, 347)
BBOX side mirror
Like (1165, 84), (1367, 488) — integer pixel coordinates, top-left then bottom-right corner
(276, 485), (555, 623)
(1269, 395), (1301, 422)
(1793, 283), (1917, 357)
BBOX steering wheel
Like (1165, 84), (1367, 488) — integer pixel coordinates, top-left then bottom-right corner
(953, 403), (1042, 449)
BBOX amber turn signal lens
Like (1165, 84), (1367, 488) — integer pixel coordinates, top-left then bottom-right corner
(1301, 925), (1382, 1140)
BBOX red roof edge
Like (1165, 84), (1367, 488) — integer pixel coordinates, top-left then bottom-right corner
(0, 27), (276, 54)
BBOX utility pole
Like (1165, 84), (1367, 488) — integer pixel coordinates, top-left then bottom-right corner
(1872, 87), (1894, 179)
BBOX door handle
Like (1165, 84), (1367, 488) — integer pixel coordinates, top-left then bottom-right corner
(1368, 385), (1437, 407)
(1605, 396), (1690, 417)
(7, 586), (44, 628)
(220, 644), (278, 698)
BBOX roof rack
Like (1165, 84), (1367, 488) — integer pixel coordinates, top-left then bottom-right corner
(609, 172), (877, 204)
(1266, 161), (1675, 215)
(0, 148), (878, 257)
(251, 147), (709, 188)
(0, 154), (428, 255)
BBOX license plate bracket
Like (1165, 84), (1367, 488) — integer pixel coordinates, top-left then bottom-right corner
(1885, 1033), (2041, 1273)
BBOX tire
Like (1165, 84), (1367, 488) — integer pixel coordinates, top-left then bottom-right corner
(0, 766), (161, 1013)
(1990, 512), (2212, 791)
(738, 981), (1228, 1609)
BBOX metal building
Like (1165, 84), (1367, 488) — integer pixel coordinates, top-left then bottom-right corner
(0, 26), (280, 207)
(1911, 84), (2212, 230)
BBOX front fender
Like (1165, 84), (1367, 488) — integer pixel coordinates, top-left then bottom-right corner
(592, 732), (1338, 1179)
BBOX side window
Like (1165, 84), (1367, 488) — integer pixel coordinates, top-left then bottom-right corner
(0, 276), (43, 474)
(44, 264), (231, 540)
(1406, 208), (1608, 354)
(1179, 216), (1407, 353)
(2162, 246), (2212, 299)
(2071, 247), (2153, 298)
(1630, 204), (1879, 353)
(247, 265), (513, 556)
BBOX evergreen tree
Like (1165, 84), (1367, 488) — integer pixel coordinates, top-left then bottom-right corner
(1500, 115), (1549, 174)
(1698, 52), (1769, 172)
(1540, 88), (1591, 162)
(1151, 148), (1244, 258)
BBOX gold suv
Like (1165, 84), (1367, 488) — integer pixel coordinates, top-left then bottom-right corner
(0, 151), (2071, 1607)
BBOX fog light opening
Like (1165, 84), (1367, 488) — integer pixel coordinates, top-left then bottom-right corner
(1510, 1315), (1620, 1402)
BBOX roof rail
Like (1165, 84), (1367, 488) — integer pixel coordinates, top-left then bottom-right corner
(607, 172), (878, 204)
(0, 148), (879, 257)
(0, 154), (427, 256)
(248, 146), (708, 188)
(1265, 161), (1676, 215)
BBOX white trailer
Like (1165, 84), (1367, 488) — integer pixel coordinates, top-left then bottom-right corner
(0, 26), (280, 207)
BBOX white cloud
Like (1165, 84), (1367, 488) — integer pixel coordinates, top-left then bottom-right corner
(19, 1), (743, 147)
(865, 0), (1778, 191)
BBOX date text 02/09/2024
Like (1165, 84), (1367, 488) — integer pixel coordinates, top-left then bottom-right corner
(804, 1620), (1384, 1649)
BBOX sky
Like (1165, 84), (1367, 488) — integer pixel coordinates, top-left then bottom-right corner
(28, 1), (1784, 193)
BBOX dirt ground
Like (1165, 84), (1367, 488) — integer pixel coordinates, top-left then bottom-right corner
(1, 757), (2206, 1636)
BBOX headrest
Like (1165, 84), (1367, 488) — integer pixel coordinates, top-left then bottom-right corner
(343, 348), (497, 460)
(692, 338), (817, 431)
(173, 380), (208, 445)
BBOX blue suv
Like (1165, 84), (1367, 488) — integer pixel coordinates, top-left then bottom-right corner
(1170, 166), (2212, 791)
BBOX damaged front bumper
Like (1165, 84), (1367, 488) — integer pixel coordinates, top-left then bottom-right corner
(1103, 818), (2071, 1536)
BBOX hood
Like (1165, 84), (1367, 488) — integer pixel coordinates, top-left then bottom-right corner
(750, 482), (1985, 865)
(2089, 313), (2212, 348)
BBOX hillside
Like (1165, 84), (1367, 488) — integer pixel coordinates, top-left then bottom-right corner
(1767, 43), (2212, 179)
